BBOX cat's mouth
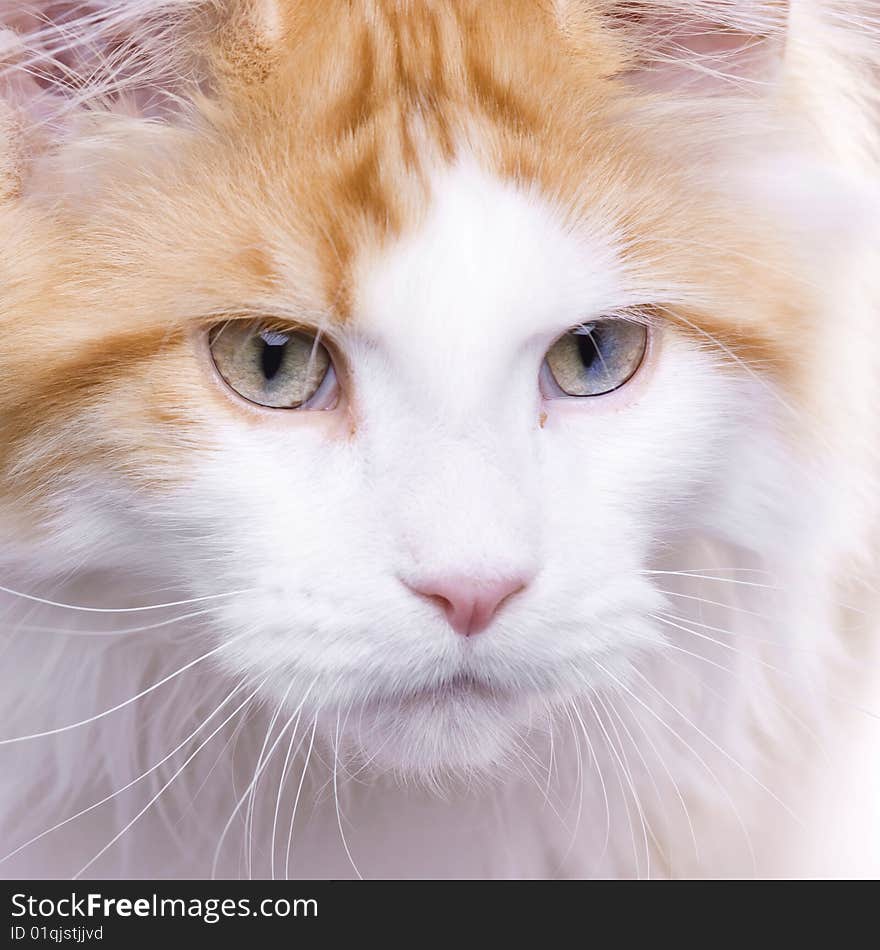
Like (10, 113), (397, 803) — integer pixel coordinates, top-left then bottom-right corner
(386, 672), (515, 707)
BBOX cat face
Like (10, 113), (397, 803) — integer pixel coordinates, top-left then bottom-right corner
(1, 1), (834, 779)
(184, 159), (789, 776)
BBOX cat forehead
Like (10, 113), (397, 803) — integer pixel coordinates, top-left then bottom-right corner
(207, 0), (630, 316)
(353, 161), (623, 349)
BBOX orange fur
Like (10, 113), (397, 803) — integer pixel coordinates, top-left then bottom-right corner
(0, 1), (847, 503)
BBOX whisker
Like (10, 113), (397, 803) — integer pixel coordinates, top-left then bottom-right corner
(555, 703), (587, 870)
(245, 678), (300, 879)
(651, 641), (833, 770)
(642, 570), (780, 591)
(71, 684), (260, 880)
(651, 588), (777, 620)
(649, 614), (859, 751)
(508, 735), (566, 822)
(284, 714), (318, 881)
(644, 567), (775, 577)
(0, 632), (250, 745)
(7, 607), (217, 638)
(599, 691), (669, 871)
(0, 677), (256, 867)
(653, 609), (838, 658)
(590, 658), (758, 875)
(270, 704), (312, 881)
(567, 700), (612, 877)
(171, 713), (250, 832)
(210, 678), (317, 879)
(0, 584), (255, 614)
(628, 665), (803, 825)
(333, 706), (364, 881)
(651, 625), (880, 723)
(613, 689), (701, 869)
(544, 701), (556, 805)
(584, 690), (646, 879)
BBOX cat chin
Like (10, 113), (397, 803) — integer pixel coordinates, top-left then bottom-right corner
(335, 691), (543, 783)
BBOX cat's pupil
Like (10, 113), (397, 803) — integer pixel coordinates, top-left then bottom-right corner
(577, 331), (600, 372)
(260, 340), (286, 381)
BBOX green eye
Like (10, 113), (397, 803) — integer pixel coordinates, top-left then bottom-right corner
(209, 321), (334, 409)
(544, 320), (648, 397)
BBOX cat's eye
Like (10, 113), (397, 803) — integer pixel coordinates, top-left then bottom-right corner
(208, 321), (338, 410)
(543, 320), (648, 398)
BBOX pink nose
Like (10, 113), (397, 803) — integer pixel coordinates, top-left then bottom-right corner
(408, 574), (529, 637)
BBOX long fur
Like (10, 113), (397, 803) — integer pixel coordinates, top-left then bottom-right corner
(1, 1), (879, 879)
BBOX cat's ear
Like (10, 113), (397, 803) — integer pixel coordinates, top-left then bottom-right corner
(0, 1), (285, 126)
(1, 3), (207, 126)
(1, 2), (285, 195)
(579, 0), (791, 94)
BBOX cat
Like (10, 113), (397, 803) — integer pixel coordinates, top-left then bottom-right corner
(1, 0), (879, 880)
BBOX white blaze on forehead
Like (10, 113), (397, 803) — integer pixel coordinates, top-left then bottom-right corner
(353, 160), (624, 403)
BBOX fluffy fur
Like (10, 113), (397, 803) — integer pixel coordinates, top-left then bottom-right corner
(1, 0), (879, 879)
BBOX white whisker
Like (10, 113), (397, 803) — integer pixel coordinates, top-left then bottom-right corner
(270, 705), (312, 881)
(628, 665), (802, 826)
(333, 706), (364, 881)
(0, 632), (249, 746)
(584, 690), (646, 879)
(1, 677), (255, 867)
(0, 584), (255, 614)
(71, 684), (260, 880)
(284, 714), (318, 882)
(210, 679), (317, 879)
(591, 658), (758, 874)
(7, 607), (217, 638)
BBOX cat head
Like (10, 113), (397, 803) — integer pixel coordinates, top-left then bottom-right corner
(1, 1), (874, 780)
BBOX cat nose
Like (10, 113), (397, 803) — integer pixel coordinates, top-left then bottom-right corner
(407, 574), (530, 637)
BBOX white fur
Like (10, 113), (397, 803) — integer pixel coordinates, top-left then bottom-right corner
(1, 1), (879, 879)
